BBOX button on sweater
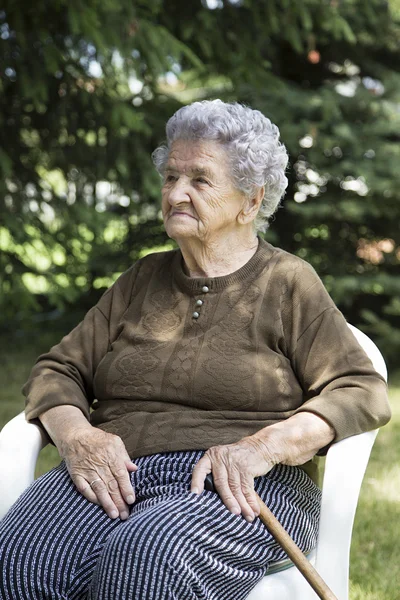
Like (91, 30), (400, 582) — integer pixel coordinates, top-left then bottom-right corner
(24, 239), (391, 483)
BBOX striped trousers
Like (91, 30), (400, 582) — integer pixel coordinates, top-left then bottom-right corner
(0, 450), (321, 600)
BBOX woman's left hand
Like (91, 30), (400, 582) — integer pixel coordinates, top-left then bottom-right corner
(191, 413), (335, 522)
(190, 437), (277, 522)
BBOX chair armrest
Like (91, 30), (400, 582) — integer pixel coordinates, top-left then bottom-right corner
(315, 429), (378, 599)
(313, 324), (386, 599)
(0, 411), (48, 519)
(248, 323), (386, 600)
(251, 430), (379, 600)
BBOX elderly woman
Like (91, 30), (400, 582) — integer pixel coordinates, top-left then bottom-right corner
(0, 100), (390, 600)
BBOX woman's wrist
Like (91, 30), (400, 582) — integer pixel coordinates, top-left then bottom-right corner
(39, 405), (92, 448)
(249, 412), (336, 467)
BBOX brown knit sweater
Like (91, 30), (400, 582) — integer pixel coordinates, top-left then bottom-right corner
(24, 239), (390, 482)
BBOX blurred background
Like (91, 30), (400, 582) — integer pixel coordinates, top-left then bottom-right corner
(1, 1), (399, 598)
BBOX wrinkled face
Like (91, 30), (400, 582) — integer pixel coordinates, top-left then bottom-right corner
(161, 139), (248, 244)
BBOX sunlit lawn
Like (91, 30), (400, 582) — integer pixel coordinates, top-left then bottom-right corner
(1, 333), (399, 599)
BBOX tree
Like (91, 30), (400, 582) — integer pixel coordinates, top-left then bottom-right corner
(0, 0), (186, 319)
(163, 0), (400, 364)
(1, 0), (400, 365)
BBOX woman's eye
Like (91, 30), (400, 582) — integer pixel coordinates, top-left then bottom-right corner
(195, 177), (208, 184)
(165, 175), (177, 183)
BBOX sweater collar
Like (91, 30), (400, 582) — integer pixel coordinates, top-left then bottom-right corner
(173, 237), (274, 294)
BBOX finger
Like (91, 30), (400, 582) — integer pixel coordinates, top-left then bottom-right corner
(105, 477), (131, 519)
(111, 462), (136, 505)
(212, 464), (256, 521)
(81, 471), (130, 521)
(238, 474), (260, 520)
(191, 455), (212, 493)
(89, 478), (121, 520)
(73, 474), (100, 505)
(126, 461), (138, 473)
(100, 465), (133, 519)
(211, 464), (241, 516)
(217, 469), (258, 522)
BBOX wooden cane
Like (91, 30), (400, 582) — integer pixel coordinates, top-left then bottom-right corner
(204, 474), (338, 599)
(255, 492), (339, 600)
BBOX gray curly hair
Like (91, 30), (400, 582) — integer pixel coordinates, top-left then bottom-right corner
(152, 99), (289, 232)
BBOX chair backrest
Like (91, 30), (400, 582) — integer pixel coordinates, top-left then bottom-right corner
(346, 324), (387, 380)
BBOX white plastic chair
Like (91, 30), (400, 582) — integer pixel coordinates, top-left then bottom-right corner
(0, 325), (387, 600)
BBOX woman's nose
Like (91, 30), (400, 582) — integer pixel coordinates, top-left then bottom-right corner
(167, 179), (191, 205)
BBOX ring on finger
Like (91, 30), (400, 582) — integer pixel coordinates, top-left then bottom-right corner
(89, 478), (102, 488)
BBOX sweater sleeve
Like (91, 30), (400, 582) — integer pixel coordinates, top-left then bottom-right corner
(284, 261), (391, 443)
(24, 264), (139, 424)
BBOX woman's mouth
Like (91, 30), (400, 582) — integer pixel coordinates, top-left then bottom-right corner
(170, 211), (196, 220)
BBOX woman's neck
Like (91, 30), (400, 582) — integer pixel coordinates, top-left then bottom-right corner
(178, 232), (259, 278)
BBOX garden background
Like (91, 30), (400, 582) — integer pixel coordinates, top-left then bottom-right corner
(1, 1), (399, 597)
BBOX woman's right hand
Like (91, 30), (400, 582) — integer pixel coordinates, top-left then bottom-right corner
(59, 426), (138, 520)
(39, 405), (137, 520)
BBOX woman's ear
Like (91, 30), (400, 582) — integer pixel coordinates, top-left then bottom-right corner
(238, 186), (265, 225)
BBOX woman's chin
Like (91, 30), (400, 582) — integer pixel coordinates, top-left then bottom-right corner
(165, 222), (198, 239)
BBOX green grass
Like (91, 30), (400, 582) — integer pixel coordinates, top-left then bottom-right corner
(1, 334), (399, 598)
(0, 331), (63, 475)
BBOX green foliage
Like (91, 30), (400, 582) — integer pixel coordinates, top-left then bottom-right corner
(1, 0), (177, 321)
(1, 0), (400, 366)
